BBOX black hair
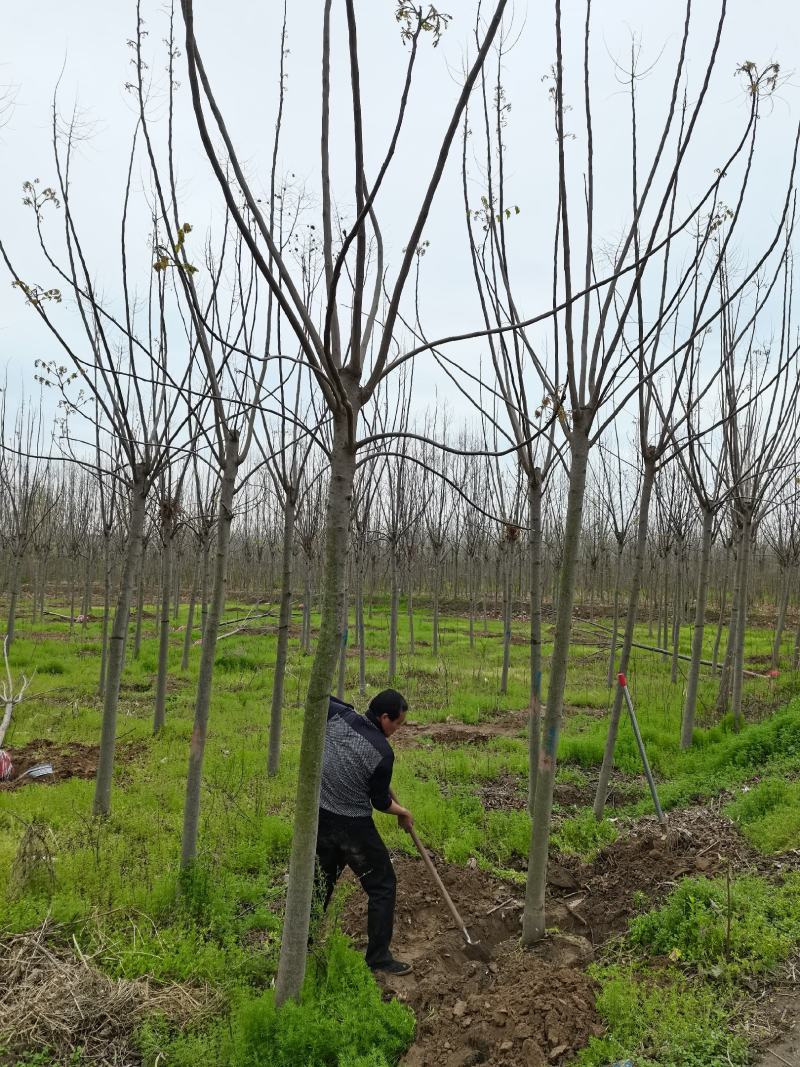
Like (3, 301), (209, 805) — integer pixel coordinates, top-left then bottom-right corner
(367, 688), (408, 721)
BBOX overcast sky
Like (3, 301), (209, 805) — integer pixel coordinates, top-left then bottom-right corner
(1, 1), (799, 425)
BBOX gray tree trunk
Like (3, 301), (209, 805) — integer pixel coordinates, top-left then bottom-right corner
(522, 431), (590, 944)
(356, 561), (366, 696)
(500, 540), (512, 694)
(200, 537), (211, 639)
(181, 554), (200, 671)
(771, 568), (791, 668)
(173, 549), (181, 620)
(336, 573), (348, 701)
(432, 552), (441, 656)
(181, 436), (239, 866)
(670, 547), (682, 684)
(81, 546), (93, 623)
(153, 532), (173, 735)
(388, 545), (399, 681)
(98, 534), (112, 696)
(607, 545), (624, 687)
(593, 455), (656, 820)
(69, 561), (77, 639)
(717, 532), (744, 714)
(528, 473), (543, 817)
(681, 507), (714, 749)
(301, 570), (312, 654)
(731, 513), (753, 731)
(268, 496), (297, 776)
(133, 551), (146, 660)
(712, 548), (730, 671)
(468, 559), (476, 650)
(275, 413), (357, 1005)
(406, 566), (415, 656)
(93, 472), (148, 817)
(6, 554), (21, 648)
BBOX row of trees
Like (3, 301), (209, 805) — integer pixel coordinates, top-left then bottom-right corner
(3, 427), (800, 680)
(2, 0), (799, 1004)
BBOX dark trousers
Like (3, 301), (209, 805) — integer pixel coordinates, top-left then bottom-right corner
(315, 808), (396, 967)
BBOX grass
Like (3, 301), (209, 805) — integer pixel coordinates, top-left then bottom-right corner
(2, 594), (800, 1063)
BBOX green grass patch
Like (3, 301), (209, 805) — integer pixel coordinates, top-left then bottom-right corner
(630, 873), (800, 979)
(577, 962), (747, 1067)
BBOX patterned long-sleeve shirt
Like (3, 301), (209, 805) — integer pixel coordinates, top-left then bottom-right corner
(319, 696), (394, 819)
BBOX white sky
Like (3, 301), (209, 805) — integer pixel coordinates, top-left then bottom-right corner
(1, 1), (799, 431)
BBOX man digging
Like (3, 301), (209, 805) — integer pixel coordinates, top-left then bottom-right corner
(315, 688), (414, 976)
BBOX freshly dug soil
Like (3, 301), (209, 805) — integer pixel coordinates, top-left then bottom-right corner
(0, 739), (145, 790)
(341, 857), (602, 1066)
(548, 806), (765, 945)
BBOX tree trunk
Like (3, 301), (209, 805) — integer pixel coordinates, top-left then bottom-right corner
(607, 545), (623, 687)
(98, 534), (112, 696)
(153, 532), (173, 735)
(388, 544), (399, 682)
(133, 550), (146, 660)
(712, 548), (730, 671)
(302, 568), (312, 655)
(6, 553), (21, 648)
(593, 455), (656, 820)
(500, 540), (512, 695)
(69, 560), (77, 639)
(173, 549), (181, 620)
(522, 431), (590, 945)
(200, 536), (211, 639)
(681, 507), (714, 749)
(336, 573), (348, 701)
(718, 532), (744, 714)
(731, 513), (753, 731)
(181, 553), (200, 671)
(93, 472), (148, 817)
(267, 496), (296, 777)
(407, 565), (415, 657)
(468, 559), (476, 650)
(528, 472), (543, 817)
(181, 435), (239, 866)
(275, 412), (357, 1006)
(432, 552), (441, 656)
(771, 567), (791, 668)
(81, 545), (93, 624)
(670, 547), (682, 684)
(356, 560), (366, 696)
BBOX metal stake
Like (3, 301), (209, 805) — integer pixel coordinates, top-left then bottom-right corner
(618, 672), (667, 827)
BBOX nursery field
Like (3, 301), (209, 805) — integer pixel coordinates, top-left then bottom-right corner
(2, 603), (800, 1067)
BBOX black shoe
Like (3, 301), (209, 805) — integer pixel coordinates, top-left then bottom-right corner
(370, 957), (413, 976)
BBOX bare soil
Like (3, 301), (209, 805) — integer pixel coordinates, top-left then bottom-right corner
(340, 857), (602, 1067)
(0, 739), (145, 790)
(547, 806), (768, 945)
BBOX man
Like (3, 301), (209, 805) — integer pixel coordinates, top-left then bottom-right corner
(315, 688), (414, 976)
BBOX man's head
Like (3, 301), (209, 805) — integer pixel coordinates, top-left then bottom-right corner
(368, 689), (408, 737)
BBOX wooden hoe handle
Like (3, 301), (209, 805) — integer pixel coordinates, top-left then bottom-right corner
(409, 825), (471, 939)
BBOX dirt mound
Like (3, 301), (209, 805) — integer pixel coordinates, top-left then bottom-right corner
(549, 806), (763, 944)
(0, 739), (145, 790)
(340, 857), (602, 1066)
